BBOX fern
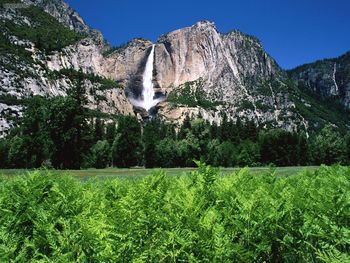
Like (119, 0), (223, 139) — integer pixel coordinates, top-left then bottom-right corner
(0, 165), (349, 261)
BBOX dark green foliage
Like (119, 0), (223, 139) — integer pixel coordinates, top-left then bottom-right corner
(297, 131), (309, 166)
(0, 27), (34, 65)
(48, 74), (89, 169)
(217, 141), (237, 166)
(0, 139), (9, 168)
(238, 99), (256, 111)
(142, 119), (176, 168)
(105, 122), (116, 145)
(0, 94), (26, 106)
(1, 92), (349, 168)
(7, 136), (27, 168)
(177, 114), (191, 139)
(93, 118), (105, 142)
(0, 165), (349, 261)
(309, 125), (346, 165)
(0, 5), (83, 53)
(2, 73), (93, 169)
(155, 138), (179, 167)
(2, 96), (53, 168)
(259, 129), (299, 166)
(236, 140), (260, 166)
(255, 100), (273, 112)
(48, 68), (122, 91)
(112, 115), (142, 168)
(154, 134), (200, 168)
(176, 133), (201, 167)
(291, 81), (350, 132)
(47, 97), (85, 169)
(189, 118), (210, 157)
(346, 132), (350, 164)
(219, 113), (232, 141)
(0, 0), (21, 5)
(168, 79), (221, 109)
(18, 96), (52, 168)
(89, 140), (111, 169)
(143, 119), (161, 168)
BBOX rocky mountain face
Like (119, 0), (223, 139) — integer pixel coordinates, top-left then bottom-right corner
(109, 21), (348, 131)
(21, 0), (108, 49)
(0, 0), (349, 137)
(110, 24), (349, 132)
(153, 21), (293, 126)
(288, 51), (350, 109)
(0, 0), (133, 137)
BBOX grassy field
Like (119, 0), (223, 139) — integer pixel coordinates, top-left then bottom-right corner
(0, 166), (320, 180)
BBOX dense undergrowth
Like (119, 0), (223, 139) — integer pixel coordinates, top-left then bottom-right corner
(0, 164), (349, 262)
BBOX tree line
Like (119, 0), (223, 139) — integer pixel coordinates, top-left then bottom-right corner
(0, 82), (349, 169)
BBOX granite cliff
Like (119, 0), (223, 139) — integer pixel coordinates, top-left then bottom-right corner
(0, 0), (349, 137)
(288, 51), (350, 109)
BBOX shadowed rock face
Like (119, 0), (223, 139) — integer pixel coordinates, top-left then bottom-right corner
(288, 51), (350, 109)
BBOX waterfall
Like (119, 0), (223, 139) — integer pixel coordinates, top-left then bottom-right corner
(141, 44), (156, 111)
(130, 44), (163, 112)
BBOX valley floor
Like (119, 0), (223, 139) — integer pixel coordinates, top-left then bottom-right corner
(0, 166), (320, 180)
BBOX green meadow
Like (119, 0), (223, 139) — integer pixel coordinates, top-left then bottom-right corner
(0, 166), (319, 180)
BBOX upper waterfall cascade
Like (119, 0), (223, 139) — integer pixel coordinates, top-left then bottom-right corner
(130, 44), (163, 111)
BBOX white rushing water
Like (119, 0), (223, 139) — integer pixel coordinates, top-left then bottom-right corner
(131, 44), (162, 111)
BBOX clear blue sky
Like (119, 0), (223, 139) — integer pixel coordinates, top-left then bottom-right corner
(65, 0), (350, 69)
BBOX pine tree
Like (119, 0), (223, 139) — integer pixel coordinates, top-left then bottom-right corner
(106, 122), (116, 145)
(18, 96), (52, 167)
(297, 132), (309, 166)
(178, 115), (191, 140)
(93, 118), (105, 143)
(112, 115), (143, 168)
(143, 119), (161, 168)
(345, 131), (350, 164)
(49, 72), (89, 169)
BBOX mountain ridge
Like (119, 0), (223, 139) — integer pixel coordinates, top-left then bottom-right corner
(20, 0), (109, 49)
(0, 0), (349, 137)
